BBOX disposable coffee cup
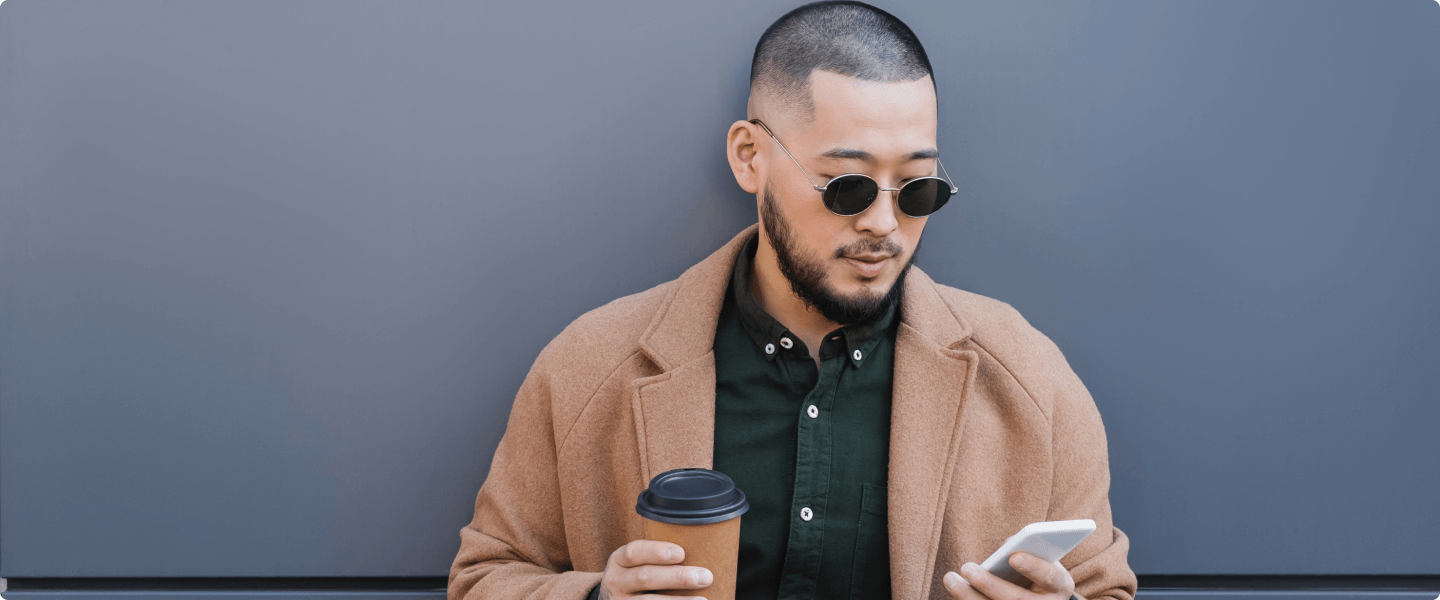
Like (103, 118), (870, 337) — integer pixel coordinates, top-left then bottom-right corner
(635, 468), (749, 600)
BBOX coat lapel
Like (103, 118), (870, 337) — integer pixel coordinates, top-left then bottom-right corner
(630, 358), (717, 480)
(631, 225), (757, 482)
(888, 268), (978, 600)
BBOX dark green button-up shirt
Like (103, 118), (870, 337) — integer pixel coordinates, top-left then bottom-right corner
(711, 234), (897, 600)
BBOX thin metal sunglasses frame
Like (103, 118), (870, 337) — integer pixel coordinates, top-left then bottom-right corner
(748, 118), (959, 218)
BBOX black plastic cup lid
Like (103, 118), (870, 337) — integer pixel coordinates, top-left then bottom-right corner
(635, 468), (749, 525)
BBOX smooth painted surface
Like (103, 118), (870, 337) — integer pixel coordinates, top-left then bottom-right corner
(1, 0), (1437, 579)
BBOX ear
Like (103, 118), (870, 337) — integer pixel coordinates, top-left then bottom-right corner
(726, 120), (761, 194)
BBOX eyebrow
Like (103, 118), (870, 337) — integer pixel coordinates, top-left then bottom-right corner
(818, 148), (940, 161)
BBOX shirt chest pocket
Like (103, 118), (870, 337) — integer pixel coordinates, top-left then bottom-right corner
(849, 482), (892, 600)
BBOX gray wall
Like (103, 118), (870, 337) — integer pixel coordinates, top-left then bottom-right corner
(2, 0), (1437, 595)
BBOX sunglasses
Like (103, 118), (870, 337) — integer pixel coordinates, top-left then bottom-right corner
(749, 118), (958, 218)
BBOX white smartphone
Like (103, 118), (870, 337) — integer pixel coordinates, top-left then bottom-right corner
(978, 519), (1096, 587)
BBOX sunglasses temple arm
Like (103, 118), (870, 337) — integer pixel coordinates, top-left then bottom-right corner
(749, 119), (827, 191)
(937, 158), (959, 194)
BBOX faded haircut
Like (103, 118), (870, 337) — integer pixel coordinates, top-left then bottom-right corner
(749, 1), (934, 122)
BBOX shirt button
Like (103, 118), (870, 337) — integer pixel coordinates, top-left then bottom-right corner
(800, 506), (813, 521)
(853, 349), (863, 361)
(806, 405), (818, 418)
(765, 343), (775, 355)
(780, 337), (793, 349)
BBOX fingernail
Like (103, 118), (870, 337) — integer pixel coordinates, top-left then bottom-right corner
(944, 572), (961, 589)
(666, 548), (681, 561)
(961, 563), (980, 579)
(1013, 554), (1029, 569)
(694, 568), (713, 586)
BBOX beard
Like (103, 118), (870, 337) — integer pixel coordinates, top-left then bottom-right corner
(760, 183), (918, 326)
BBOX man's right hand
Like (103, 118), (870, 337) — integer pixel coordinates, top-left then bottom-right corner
(597, 540), (713, 600)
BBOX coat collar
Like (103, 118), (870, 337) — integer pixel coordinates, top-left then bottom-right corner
(632, 225), (979, 600)
(637, 224), (976, 369)
(635, 226), (752, 373)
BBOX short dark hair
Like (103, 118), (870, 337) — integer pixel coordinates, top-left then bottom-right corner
(750, 1), (934, 121)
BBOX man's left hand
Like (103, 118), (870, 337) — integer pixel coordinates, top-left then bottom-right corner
(942, 552), (1076, 600)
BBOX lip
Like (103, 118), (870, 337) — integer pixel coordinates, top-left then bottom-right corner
(843, 255), (890, 278)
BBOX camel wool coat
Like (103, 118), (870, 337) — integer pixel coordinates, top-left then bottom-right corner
(448, 225), (1136, 600)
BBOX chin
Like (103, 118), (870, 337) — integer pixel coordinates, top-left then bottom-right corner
(830, 270), (894, 298)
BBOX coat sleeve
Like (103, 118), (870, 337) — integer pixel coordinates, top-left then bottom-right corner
(1043, 354), (1137, 600)
(447, 352), (605, 600)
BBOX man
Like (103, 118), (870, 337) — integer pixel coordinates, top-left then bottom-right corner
(448, 2), (1136, 600)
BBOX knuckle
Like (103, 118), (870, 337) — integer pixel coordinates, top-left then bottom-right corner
(1056, 565), (1074, 591)
(950, 581), (978, 600)
(623, 542), (642, 565)
(634, 567), (656, 588)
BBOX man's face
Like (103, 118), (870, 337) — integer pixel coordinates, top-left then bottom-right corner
(758, 70), (939, 323)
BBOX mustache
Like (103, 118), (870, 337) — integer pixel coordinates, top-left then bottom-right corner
(834, 237), (904, 259)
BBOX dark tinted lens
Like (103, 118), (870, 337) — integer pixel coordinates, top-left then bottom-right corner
(822, 175), (879, 216)
(896, 177), (951, 217)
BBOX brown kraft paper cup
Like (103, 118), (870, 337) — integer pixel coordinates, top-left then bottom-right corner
(642, 516), (742, 599)
(635, 468), (750, 600)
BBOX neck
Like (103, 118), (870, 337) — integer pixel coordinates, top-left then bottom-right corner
(751, 234), (842, 362)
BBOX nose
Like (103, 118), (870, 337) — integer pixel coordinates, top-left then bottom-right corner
(853, 187), (901, 237)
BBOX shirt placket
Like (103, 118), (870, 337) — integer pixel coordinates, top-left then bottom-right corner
(775, 337), (847, 600)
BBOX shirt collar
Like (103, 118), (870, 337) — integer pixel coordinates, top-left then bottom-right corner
(728, 232), (898, 367)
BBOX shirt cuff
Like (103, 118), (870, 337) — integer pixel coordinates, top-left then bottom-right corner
(585, 581), (603, 600)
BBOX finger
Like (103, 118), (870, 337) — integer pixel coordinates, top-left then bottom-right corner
(959, 562), (1030, 600)
(942, 571), (990, 599)
(612, 540), (686, 568)
(616, 564), (713, 594)
(1009, 552), (1073, 595)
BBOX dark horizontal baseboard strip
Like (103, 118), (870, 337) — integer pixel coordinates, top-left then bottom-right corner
(1140, 575), (1440, 591)
(4, 575), (1438, 600)
(4, 577), (448, 591)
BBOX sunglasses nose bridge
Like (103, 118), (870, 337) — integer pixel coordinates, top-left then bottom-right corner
(862, 185), (904, 218)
